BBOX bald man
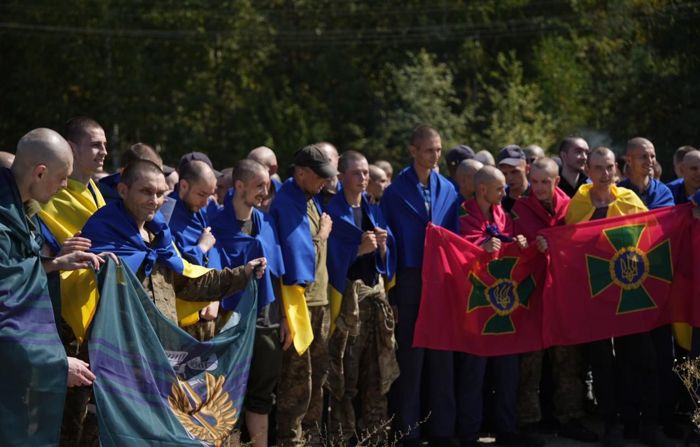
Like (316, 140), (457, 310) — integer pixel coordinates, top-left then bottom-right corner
(317, 141), (340, 207)
(458, 166), (527, 447)
(511, 158), (597, 444)
(0, 151), (15, 168)
(0, 128), (113, 446)
(455, 159), (483, 203)
(474, 150), (496, 167)
(367, 164), (389, 203)
(524, 145), (545, 165)
(670, 145), (698, 184)
(667, 150), (700, 205)
(98, 142), (163, 204)
(249, 146), (283, 192)
(375, 160), (393, 185)
(618, 139), (673, 210)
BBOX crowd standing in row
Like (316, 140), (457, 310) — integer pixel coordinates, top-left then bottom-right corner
(2, 117), (700, 447)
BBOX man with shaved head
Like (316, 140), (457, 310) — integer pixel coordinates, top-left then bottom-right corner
(511, 158), (597, 444)
(524, 144), (545, 165)
(367, 164), (389, 203)
(670, 145), (698, 183)
(375, 160), (393, 185)
(381, 125), (459, 446)
(455, 158), (483, 203)
(249, 146), (283, 192)
(0, 151), (15, 168)
(558, 137), (590, 198)
(474, 150), (496, 167)
(618, 138), (673, 211)
(0, 128), (115, 446)
(458, 165), (527, 447)
(668, 150), (700, 205)
(98, 142), (163, 203)
(316, 141), (341, 207)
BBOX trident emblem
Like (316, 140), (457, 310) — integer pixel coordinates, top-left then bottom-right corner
(620, 253), (639, 283)
(495, 283), (513, 310)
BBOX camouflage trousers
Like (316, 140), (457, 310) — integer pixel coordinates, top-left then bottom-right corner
(276, 304), (330, 447)
(329, 297), (390, 444)
(516, 345), (586, 426)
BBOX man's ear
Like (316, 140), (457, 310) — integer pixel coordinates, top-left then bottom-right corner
(270, 164), (279, 176)
(33, 164), (47, 182)
(67, 140), (78, 155)
(117, 182), (129, 200)
(410, 145), (418, 158)
(554, 175), (561, 187)
(179, 179), (189, 194)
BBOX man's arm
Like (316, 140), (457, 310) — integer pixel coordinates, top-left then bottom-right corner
(174, 258), (266, 302)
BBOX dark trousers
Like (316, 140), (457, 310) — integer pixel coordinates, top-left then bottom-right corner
(456, 353), (518, 442)
(391, 269), (456, 440)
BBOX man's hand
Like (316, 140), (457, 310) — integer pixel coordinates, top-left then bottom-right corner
(197, 227), (217, 253)
(280, 318), (293, 351)
(358, 231), (378, 256)
(245, 257), (267, 279)
(199, 302), (219, 321)
(45, 251), (106, 273)
(536, 235), (549, 253)
(482, 237), (501, 253)
(57, 231), (92, 257)
(515, 235), (528, 249)
(692, 206), (700, 220)
(67, 357), (95, 387)
(374, 227), (388, 250)
(318, 213), (333, 240)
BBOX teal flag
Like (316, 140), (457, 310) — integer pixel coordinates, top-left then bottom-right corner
(0, 167), (68, 446)
(89, 258), (257, 446)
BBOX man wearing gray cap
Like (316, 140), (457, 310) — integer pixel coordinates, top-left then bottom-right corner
(497, 145), (529, 213)
(271, 144), (337, 447)
(447, 144), (475, 186)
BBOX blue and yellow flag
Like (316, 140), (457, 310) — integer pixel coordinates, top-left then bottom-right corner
(565, 184), (647, 224)
(89, 258), (257, 446)
(167, 190), (211, 266)
(0, 168), (68, 446)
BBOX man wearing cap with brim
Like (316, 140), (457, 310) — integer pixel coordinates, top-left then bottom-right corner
(497, 145), (530, 213)
(270, 144), (337, 447)
(447, 144), (475, 187)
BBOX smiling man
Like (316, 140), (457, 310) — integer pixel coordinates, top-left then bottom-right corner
(558, 137), (590, 198)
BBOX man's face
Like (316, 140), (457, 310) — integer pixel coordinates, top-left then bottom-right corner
(70, 127), (107, 175)
(529, 167), (559, 202)
(35, 162), (72, 204)
(625, 145), (655, 179)
(367, 169), (388, 201)
(299, 167), (328, 195)
(339, 159), (369, 197)
(458, 171), (478, 199)
(180, 178), (217, 213)
(585, 152), (616, 188)
(216, 177), (233, 204)
(561, 139), (589, 172)
(120, 171), (168, 223)
(682, 156), (700, 191)
(411, 137), (442, 171)
(239, 171), (270, 208)
(481, 177), (506, 206)
(498, 160), (528, 192)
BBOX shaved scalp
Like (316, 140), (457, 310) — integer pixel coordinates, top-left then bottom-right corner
(338, 150), (367, 174)
(0, 151), (15, 169)
(410, 125), (440, 147)
(220, 167), (234, 183)
(232, 159), (269, 185)
(180, 160), (216, 186)
(474, 150), (495, 166)
(626, 137), (654, 155)
(524, 145), (545, 160)
(316, 141), (339, 157)
(587, 146), (616, 166)
(682, 150), (700, 166)
(675, 145), (698, 165)
(559, 136), (586, 155)
(122, 142), (162, 168)
(369, 164), (385, 181)
(13, 128), (73, 177)
(375, 160), (393, 174)
(120, 160), (164, 188)
(456, 159), (484, 179)
(248, 146), (278, 167)
(474, 166), (505, 189)
(63, 116), (103, 143)
(530, 157), (560, 178)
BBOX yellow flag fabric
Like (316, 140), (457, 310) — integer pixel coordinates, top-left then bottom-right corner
(280, 282), (313, 355)
(565, 184), (648, 225)
(330, 286), (343, 336)
(673, 323), (692, 351)
(39, 179), (106, 245)
(176, 255), (214, 327)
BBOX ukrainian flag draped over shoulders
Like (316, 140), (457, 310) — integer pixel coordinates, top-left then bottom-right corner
(566, 184), (647, 224)
(269, 178), (317, 354)
(325, 192), (396, 331)
(380, 161), (458, 271)
(208, 203), (284, 311)
(167, 190), (211, 266)
(0, 168), (68, 446)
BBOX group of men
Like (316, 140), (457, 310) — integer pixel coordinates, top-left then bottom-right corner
(2, 116), (700, 447)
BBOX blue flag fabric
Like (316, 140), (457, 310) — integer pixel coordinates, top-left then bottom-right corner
(167, 190), (210, 266)
(270, 178), (322, 285)
(667, 179), (698, 205)
(380, 162), (458, 271)
(89, 258), (257, 446)
(271, 178), (283, 192)
(81, 201), (186, 277)
(325, 192), (396, 295)
(208, 204), (284, 310)
(206, 199), (224, 222)
(97, 172), (123, 204)
(617, 178), (675, 209)
(0, 168), (68, 446)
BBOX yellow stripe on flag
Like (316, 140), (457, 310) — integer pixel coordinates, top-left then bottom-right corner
(280, 281), (313, 355)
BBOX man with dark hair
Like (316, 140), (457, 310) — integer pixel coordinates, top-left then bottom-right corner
(367, 164), (389, 203)
(558, 137), (590, 198)
(97, 142), (163, 203)
(317, 141), (340, 207)
(209, 158), (290, 447)
(446, 145), (475, 184)
(498, 145), (529, 213)
(381, 125), (458, 447)
(667, 151), (700, 204)
(271, 144), (336, 447)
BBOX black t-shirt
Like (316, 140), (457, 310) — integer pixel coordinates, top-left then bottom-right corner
(502, 195), (517, 213)
(559, 172), (588, 198)
(237, 218), (278, 328)
(347, 206), (379, 287)
(590, 206), (609, 221)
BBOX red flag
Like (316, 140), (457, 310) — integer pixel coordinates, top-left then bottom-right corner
(414, 224), (545, 356)
(540, 204), (698, 346)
